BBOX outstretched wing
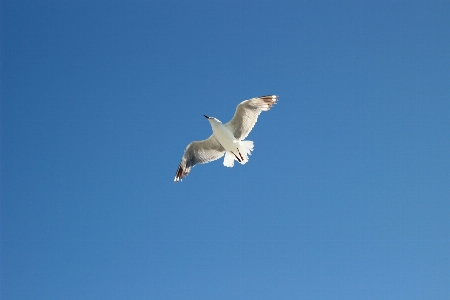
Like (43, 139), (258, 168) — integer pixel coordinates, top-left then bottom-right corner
(174, 135), (225, 182)
(225, 95), (278, 140)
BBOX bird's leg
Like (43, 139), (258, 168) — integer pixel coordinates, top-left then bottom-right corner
(237, 148), (244, 161)
(231, 151), (242, 162)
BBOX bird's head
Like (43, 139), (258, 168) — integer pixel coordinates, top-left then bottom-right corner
(204, 115), (222, 125)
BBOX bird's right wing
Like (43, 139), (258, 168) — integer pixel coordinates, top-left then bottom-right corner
(174, 135), (225, 182)
(225, 95), (278, 140)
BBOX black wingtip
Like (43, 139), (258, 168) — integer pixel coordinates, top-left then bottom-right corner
(174, 165), (183, 182)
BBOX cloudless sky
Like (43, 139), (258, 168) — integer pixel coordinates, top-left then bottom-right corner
(2, 1), (450, 299)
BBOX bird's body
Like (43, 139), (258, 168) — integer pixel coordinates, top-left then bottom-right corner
(207, 117), (254, 167)
(174, 95), (278, 182)
(208, 117), (237, 152)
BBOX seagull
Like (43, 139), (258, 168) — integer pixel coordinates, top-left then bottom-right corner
(174, 95), (278, 182)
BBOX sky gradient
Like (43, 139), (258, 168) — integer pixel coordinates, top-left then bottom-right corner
(2, 1), (450, 299)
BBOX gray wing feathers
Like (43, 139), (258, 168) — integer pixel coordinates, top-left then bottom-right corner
(174, 135), (225, 182)
(225, 95), (278, 140)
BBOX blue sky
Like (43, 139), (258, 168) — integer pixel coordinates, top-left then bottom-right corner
(1, 1), (449, 299)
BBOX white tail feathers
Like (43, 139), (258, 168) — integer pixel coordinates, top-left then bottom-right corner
(222, 140), (254, 167)
(224, 152), (235, 167)
(238, 140), (254, 164)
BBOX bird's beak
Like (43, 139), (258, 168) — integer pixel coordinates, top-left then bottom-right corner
(203, 115), (210, 119)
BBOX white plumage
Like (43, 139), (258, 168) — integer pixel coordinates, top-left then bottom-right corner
(174, 95), (278, 182)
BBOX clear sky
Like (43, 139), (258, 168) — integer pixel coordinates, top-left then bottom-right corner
(2, 1), (450, 299)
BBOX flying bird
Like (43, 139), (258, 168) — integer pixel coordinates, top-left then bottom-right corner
(174, 95), (278, 182)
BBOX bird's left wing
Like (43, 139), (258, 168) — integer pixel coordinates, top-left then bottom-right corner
(225, 95), (278, 140)
(174, 135), (225, 182)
